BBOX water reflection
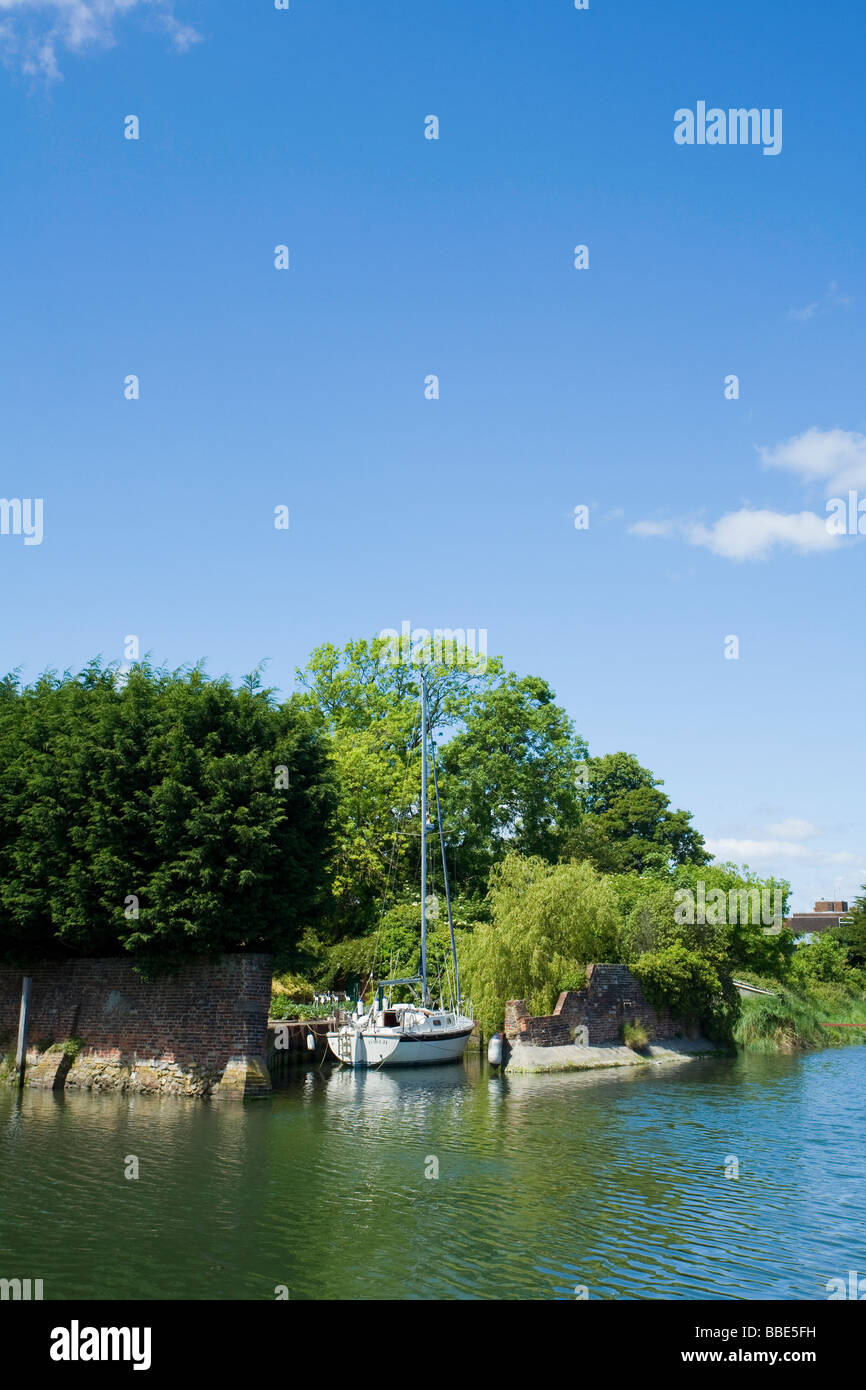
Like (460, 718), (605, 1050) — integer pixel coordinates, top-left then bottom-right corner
(1, 1049), (864, 1300)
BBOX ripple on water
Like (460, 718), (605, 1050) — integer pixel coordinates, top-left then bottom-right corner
(1, 1049), (865, 1299)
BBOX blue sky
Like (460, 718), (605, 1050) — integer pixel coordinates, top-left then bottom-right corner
(1, 0), (863, 910)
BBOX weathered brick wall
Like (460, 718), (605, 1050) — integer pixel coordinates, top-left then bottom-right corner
(504, 998), (571, 1046)
(505, 964), (687, 1045)
(0, 954), (273, 1097)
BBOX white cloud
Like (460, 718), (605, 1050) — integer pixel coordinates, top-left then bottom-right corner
(707, 815), (865, 912)
(629, 508), (841, 562)
(685, 508), (840, 560)
(767, 818), (819, 841)
(758, 427), (866, 493)
(0, 0), (200, 78)
(706, 838), (863, 867)
(629, 427), (866, 562)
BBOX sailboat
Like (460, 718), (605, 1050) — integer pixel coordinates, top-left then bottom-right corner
(326, 671), (475, 1068)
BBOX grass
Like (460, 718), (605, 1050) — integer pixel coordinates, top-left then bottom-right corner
(44, 1037), (84, 1059)
(734, 981), (866, 1052)
(622, 1020), (650, 1051)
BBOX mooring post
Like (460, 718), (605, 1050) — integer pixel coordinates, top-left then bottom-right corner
(15, 975), (32, 1089)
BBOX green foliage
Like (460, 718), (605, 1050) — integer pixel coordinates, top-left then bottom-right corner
(318, 901), (462, 1006)
(633, 943), (738, 1043)
(459, 854), (620, 1036)
(734, 987), (827, 1052)
(0, 662), (335, 964)
(790, 934), (850, 987)
(828, 885), (866, 967)
(613, 862), (794, 979)
(269, 999), (333, 1021)
(437, 673), (586, 895)
(566, 752), (710, 874)
(295, 638), (587, 929)
(271, 972), (318, 1003)
(733, 962), (866, 1051)
(622, 1020), (649, 1050)
(44, 1037), (84, 1059)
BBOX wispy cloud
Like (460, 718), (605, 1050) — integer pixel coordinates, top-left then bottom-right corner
(629, 508), (841, 561)
(767, 818), (819, 841)
(787, 281), (853, 322)
(0, 0), (201, 79)
(706, 837), (862, 867)
(706, 816), (865, 911)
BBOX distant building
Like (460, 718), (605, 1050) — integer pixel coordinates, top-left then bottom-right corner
(784, 900), (852, 941)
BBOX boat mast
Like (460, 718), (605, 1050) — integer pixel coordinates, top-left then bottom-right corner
(430, 744), (460, 1010)
(420, 670), (428, 1005)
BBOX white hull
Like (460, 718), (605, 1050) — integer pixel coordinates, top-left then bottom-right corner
(327, 1009), (474, 1068)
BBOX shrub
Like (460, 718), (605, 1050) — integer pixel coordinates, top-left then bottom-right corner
(272, 972), (317, 1002)
(0, 664), (335, 965)
(622, 1020), (649, 1051)
(269, 999), (334, 1021)
(634, 943), (739, 1043)
(44, 1037), (84, 1059)
(789, 935), (850, 987)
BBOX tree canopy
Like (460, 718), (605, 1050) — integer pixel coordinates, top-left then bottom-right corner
(0, 662), (335, 966)
(4, 636), (814, 1047)
(459, 850), (789, 1040)
(829, 885), (866, 967)
(565, 751), (710, 874)
(295, 637), (587, 930)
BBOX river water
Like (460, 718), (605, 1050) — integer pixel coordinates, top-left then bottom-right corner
(1, 1048), (864, 1300)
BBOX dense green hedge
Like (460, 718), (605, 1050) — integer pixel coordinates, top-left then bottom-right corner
(0, 663), (335, 965)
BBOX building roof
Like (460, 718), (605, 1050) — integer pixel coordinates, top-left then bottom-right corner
(784, 903), (851, 935)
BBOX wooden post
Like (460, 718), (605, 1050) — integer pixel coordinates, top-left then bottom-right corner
(15, 976), (32, 1089)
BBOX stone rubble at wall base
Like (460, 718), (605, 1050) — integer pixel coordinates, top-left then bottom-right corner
(0, 954), (274, 1099)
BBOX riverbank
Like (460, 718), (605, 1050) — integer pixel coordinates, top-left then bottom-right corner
(504, 1036), (722, 1074)
(734, 978), (866, 1053)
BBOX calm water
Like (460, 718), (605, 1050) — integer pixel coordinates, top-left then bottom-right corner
(1, 1048), (864, 1300)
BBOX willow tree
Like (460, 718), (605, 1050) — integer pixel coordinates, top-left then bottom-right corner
(459, 854), (621, 1036)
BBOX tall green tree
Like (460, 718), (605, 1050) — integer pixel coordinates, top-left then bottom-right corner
(295, 638), (588, 928)
(829, 885), (866, 967)
(0, 663), (335, 965)
(565, 751), (710, 874)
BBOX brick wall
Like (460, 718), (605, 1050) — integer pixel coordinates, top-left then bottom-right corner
(0, 954), (273, 1097)
(505, 964), (688, 1046)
